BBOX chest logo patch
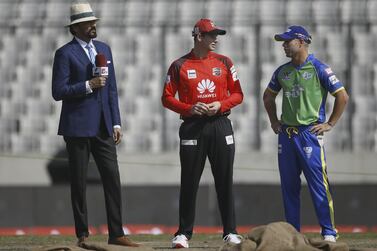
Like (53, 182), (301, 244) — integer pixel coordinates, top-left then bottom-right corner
(282, 71), (292, 81)
(197, 79), (217, 98)
(302, 71), (313, 80)
(187, 69), (197, 79)
(212, 67), (221, 76)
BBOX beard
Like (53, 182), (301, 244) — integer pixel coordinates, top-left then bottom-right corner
(87, 27), (97, 38)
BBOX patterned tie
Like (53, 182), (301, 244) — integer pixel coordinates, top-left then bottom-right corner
(85, 43), (95, 65)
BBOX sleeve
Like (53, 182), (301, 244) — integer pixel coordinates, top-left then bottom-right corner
(316, 63), (345, 96)
(267, 68), (282, 94)
(51, 48), (87, 101)
(161, 62), (192, 116)
(219, 57), (243, 113)
(107, 46), (121, 127)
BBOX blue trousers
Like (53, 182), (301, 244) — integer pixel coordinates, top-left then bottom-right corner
(278, 125), (337, 237)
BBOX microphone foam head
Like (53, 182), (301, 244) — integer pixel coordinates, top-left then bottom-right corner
(95, 53), (107, 67)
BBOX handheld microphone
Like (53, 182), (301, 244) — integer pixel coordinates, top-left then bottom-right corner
(93, 53), (108, 77)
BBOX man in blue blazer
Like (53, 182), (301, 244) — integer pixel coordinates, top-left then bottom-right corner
(52, 2), (139, 247)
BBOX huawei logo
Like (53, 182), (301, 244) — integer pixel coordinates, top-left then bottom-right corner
(197, 79), (216, 93)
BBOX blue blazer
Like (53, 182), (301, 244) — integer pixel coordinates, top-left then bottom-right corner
(52, 38), (121, 137)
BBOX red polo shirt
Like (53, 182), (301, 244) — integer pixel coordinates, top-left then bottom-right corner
(161, 50), (243, 117)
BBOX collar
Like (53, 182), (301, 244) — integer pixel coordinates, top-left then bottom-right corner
(291, 53), (314, 70)
(75, 36), (95, 50)
(188, 49), (214, 60)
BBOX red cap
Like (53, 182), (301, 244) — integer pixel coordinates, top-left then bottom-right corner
(192, 18), (226, 36)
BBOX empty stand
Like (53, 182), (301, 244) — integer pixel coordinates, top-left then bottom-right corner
(124, 0), (152, 28)
(367, 0), (377, 24)
(340, 0), (368, 24)
(286, 0), (313, 24)
(312, 0), (340, 25)
(16, 0), (46, 31)
(44, 0), (70, 28)
(352, 32), (376, 65)
(150, 0), (178, 26)
(351, 65), (373, 96)
(98, 0), (126, 27)
(0, 0), (375, 154)
(232, 0), (259, 26)
(177, 0), (206, 27)
(259, 0), (286, 24)
(206, 0), (233, 26)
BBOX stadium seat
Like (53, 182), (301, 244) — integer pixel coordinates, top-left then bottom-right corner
(25, 98), (54, 117)
(124, 0), (151, 29)
(259, 95), (281, 152)
(233, 130), (255, 153)
(351, 65), (373, 96)
(165, 31), (192, 65)
(372, 64), (377, 96)
(0, 35), (28, 67)
(177, 0), (206, 27)
(10, 133), (41, 153)
(44, 0), (70, 27)
(352, 32), (375, 65)
(150, 0), (178, 26)
(206, 0), (232, 26)
(232, 0), (259, 26)
(0, 1), (17, 27)
(353, 96), (377, 115)
(218, 31), (256, 65)
(312, 0), (340, 25)
(24, 35), (56, 67)
(236, 64), (255, 95)
(39, 133), (64, 155)
(148, 130), (163, 153)
(259, 0), (285, 24)
(260, 63), (278, 92)
(15, 0), (46, 29)
(340, 0), (368, 24)
(0, 113), (18, 134)
(0, 133), (11, 153)
(217, 32), (241, 63)
(367, 0), (377, 24)
(0, 64), (17, 84)
(286, 0), (313, 24)
(259, 25), (286, 63)
(325, 32), (348, 70)
(135, 32), (162, 66)
(146, 65), (163, 98)
(19, 114), (47, 135)
(108, 34), (136, 66)
(352, 115), (376, 152)
(98, 0), (126, 27)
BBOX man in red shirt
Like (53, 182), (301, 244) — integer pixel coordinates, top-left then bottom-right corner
(161, 18), (244, 248)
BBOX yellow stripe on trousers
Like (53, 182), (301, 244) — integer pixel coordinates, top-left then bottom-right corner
(320, 143), (337, 233)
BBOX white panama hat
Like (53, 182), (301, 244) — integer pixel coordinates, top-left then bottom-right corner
(66, 2), (99, 27)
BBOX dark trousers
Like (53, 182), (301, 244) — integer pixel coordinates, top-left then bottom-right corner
(176, 116), (237, 239)
(64, 118), (124, 238)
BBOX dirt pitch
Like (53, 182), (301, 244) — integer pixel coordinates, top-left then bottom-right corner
(0, 233), (377, 251)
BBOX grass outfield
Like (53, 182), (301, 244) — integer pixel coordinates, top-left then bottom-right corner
(0, 233), (376, 250)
